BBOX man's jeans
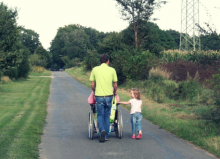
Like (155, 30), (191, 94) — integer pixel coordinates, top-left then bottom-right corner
(130, 112), (142, 134)
(95, 96), (113, 134)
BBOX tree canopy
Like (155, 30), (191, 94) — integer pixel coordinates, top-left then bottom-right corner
(115, 0), (166, 49)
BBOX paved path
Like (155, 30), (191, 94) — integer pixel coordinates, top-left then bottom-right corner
(39, 72), (217, 159)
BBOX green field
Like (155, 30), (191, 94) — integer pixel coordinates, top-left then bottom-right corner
(0, 76), (51, 159)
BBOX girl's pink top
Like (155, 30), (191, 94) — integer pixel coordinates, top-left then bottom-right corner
(88, 91), (120, 104)
(129, 98), (142, 114)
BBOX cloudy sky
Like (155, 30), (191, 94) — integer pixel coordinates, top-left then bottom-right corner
(2, 0), (220, 50)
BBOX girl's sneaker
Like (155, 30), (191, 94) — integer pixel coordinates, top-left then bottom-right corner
(131, 135), (135, 139)
(136, 133), (142, 139)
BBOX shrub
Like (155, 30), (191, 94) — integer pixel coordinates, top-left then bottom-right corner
(111, 49), (159, 83)
(162, 59), (218, 83)
(31, 66), (45, 73)
(3, 67), (18, 80)
(178, 72), (202, 102)
(1, 76), (10, 83)
(18, 54), (30, 78)
(149, 67), (172, 80)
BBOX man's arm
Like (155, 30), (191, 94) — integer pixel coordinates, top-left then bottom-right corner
(113, 82), (117, 95)
(91, 81), (96, 94)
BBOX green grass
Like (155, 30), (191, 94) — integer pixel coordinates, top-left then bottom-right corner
(66, 66), (220, 158)
(29, 69), (52, 76)
(0, 77), (51, 159)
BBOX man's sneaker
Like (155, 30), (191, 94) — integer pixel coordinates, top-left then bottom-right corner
(99, 130), (106, 142)
(105, 138), (109, 141)
(136, 133), (142, 139)
(131, 135), (135, 139)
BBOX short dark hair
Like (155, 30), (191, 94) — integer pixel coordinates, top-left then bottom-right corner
(100, 54), (109, 63)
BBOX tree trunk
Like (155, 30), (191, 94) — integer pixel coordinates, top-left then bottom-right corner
(134, 22), (138, 49)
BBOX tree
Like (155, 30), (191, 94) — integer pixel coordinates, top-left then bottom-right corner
(115, 0), (166, 49)
(50, 24), (93, 69)
(0, 2), (19, 52)
(165, 29), (180, 49)
(122, 21), (176, 55)
(34, 46), (51, 68)
(20, 28), (41, 54)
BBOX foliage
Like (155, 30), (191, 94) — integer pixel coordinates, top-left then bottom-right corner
(111, 49), (158, 83)
(3, 67), (18, 80)
(31, 66), (45, 73)
(148, 66), (172, 80)
(178, 72), (202, 102)
(115, 0), (166, 49)
(17, 47), (30, 78)
(83, 50), (100, 70)
(204, 71), (220, 124)
(122, 22), (176, 55)
(34, 46), (51, 68)
(0, 2), (32, 79)
(20, 27), (41, 53)
(61, 56), (81, 69)
(97, 31), (129, 57)
(159, 50), (220, 64)
(50, 24), (100, 69)
(0, 2), (19, 52)
(165, 29), (180, 49)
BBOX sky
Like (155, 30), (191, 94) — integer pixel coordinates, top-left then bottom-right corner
(2, 0), (220, 50)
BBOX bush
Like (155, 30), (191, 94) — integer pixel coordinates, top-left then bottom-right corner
(18, 53), (30, 78)
(149, 67), (172, 80)
(178, 72), (202, 101)
(162, 59), (218, 83)
(111, 49), (159, 83)
(31, 66), (45, 73)
(1, 76), (10, 83)
(3, 67), (18, 80)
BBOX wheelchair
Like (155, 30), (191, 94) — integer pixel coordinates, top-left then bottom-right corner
(88, 102), (123, 140)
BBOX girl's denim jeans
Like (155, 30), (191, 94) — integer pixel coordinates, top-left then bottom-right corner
(130, 112), (142, 134)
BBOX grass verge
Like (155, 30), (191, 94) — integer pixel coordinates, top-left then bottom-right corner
(29, 69), (52, 76)
(66, 66), (220, 158)
(0, 76), (51, 159)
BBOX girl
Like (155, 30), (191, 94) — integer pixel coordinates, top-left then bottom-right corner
(119, 88), (143, 139)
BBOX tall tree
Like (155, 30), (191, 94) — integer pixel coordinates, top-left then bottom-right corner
(115, 0), (166, 49)
(0, 2), (19, 52)
(20, 28), (41, 54)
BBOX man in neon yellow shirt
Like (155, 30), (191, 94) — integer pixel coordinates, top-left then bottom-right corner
(90, 54), (118, 142)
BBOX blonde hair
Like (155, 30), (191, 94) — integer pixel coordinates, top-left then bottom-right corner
(131, 88), (141, 100)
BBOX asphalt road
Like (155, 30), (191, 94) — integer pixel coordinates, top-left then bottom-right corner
(39, 72), (217, 159)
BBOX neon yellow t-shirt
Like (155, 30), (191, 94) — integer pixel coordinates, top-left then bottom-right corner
(89, 63), (117, 96)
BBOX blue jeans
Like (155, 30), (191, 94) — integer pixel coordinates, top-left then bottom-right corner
(95, 96), (113, 135)
(130, 112), (142, 134)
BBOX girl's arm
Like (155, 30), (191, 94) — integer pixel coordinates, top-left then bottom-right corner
(119, 101), (130, 105)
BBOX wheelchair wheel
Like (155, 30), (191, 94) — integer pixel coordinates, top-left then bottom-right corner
(88, 111), (94, 139)
(117, 110), (123, 139)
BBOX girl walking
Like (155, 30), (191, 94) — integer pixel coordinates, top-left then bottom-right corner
(119, 88), (143, 139)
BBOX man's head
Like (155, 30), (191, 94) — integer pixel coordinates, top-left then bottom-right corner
(100, 54), (109, 64)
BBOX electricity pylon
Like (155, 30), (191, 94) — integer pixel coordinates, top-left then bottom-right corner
(180, 0), (201, 51)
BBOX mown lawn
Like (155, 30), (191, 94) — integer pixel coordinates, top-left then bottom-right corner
(66, 67), (220, 158)
(0, 76), (51, 159)
(29, 69), (52, 76)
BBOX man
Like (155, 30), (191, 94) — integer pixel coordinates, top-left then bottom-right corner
(89, 54), (118, 142)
